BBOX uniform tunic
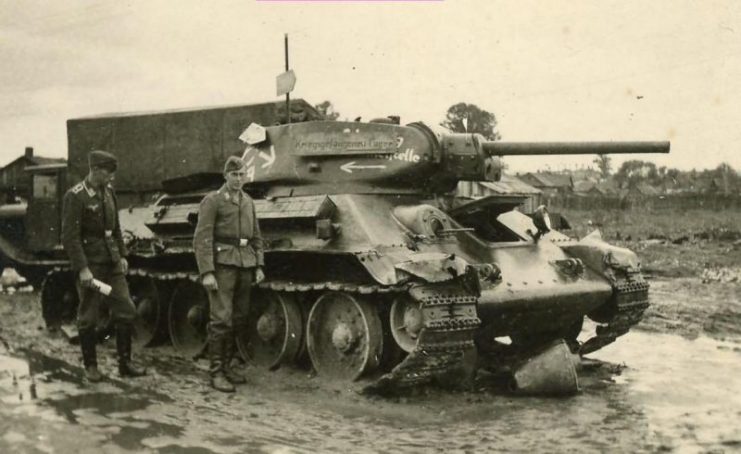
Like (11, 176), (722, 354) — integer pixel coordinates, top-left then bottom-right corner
(61, 179), (136, 330)
(193, 185), (264, 338)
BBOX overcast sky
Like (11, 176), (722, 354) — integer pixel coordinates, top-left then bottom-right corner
(1, 0), (739, 173)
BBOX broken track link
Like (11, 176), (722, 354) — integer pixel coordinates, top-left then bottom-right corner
(363, 284), (481, 394)
(579, 275), (650, 355)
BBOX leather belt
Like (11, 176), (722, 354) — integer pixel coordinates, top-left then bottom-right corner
(215, 237), (252, 247)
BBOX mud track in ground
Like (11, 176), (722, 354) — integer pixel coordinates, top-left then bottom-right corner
(1, 277), (740, 453)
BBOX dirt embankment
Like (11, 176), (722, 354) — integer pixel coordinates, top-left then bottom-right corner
(563, 208), (741, 341)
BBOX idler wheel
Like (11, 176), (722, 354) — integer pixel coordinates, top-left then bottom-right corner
(236, 290), (302, 369)
(168, 280), (208, 358)
(306, 292), (383, 381)
(389, 295), (425, 353)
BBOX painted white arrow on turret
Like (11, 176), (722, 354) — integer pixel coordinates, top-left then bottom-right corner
(259, 146), (276, 168)
(340, 161), (387, 173)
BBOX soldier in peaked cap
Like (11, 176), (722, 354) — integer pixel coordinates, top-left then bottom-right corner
(62, 150), (146, 383)
(193, 155), (265, 393)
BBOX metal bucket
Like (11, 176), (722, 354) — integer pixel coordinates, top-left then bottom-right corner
(510, 339), (580, 396)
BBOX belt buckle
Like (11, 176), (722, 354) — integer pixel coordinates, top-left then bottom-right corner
(239, 238), (249, 247)
(105, 230), (113, 238)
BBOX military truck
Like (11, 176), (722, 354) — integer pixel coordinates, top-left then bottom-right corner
(0, 99), (668, 392)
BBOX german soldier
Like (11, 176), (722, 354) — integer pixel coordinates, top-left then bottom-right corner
(193, 156), (265, 393)
(61, 150), (146, 382)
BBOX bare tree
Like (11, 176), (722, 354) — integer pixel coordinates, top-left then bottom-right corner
(593, 154), (612, 179)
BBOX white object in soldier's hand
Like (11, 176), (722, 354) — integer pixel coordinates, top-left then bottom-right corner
(239, 239), (249, 247)
(90, 278), (113, 296)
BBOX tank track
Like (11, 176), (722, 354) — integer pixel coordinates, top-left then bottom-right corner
(259, 278), (482, 392)
(363, 283), (481, 393)
(42, 267), (481, 391)
(578, 276), (650, 355)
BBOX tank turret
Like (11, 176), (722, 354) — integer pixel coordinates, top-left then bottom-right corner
(241, 121), (669, 195)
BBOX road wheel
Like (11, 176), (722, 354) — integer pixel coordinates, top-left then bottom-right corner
(306, 291), (383, 381)
(389, 294), (424, 353)
(129, 275), (171, 348)
(236, 289), (303, 369)
(168, 280), (208, 358)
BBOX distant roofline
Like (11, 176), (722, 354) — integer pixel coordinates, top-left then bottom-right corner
(70, 98), (315, 121)
(25, 163), (67, 172)
(1, 154), (66, 170)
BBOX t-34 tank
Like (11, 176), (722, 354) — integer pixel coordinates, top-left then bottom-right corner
(3, 105), (669, 392)
(216, 120), (668, 391)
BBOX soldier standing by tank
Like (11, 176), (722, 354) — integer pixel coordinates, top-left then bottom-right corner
(61, 150), (146, 382)
(193, 156), (265, 393)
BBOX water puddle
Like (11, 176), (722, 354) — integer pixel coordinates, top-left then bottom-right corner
(0, 349), (206, 453)
(593, 331), (741, 451)
(1, 330), (739, 452)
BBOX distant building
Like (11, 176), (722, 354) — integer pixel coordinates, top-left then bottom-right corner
(519, 172), (573, 195)
(456, 175), (542, 212)
(518, 172), (573, 201)
(618, 182), (662, 209)
(696, 176), (737, 195)
(569, 168), (601, 183)
(573, 179), (618, 196)
(0, 147), (66, 202)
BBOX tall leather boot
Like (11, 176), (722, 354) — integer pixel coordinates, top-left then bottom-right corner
(79, 328), (104, 383)
(116, 324), (146, 377)
(209, 336), (235, 393)
(223, 334), (246, 385)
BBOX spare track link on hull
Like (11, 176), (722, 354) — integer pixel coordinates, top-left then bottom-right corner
(579, 278), (650, 355)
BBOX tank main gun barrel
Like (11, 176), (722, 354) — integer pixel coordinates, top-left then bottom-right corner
(481, 141), (670, 156)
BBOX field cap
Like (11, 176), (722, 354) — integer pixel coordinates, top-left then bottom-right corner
(224, 156), (245, 173)
(88, 150), (118, 172)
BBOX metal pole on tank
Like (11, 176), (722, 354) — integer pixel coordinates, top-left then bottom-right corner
(277, 34), (296, 123)
(285, 33), (290, 124)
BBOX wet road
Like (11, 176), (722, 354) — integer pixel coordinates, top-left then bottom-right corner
(2, 329), (740, 453)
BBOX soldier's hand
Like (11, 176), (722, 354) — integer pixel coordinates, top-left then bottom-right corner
(202, 273), (218, 291)
(119, 258), (129, 274)
(255, 267), (265, 284)
(79, 267), (94, 287)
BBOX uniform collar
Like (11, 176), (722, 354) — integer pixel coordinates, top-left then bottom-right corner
(83, 178), (111, 198)
(82, 179), (97, 197)
(218, 184), (245, 203)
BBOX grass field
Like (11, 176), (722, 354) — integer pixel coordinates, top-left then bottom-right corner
(561, 208), (741, 278)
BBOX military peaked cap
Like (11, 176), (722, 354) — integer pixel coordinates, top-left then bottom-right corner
(224, 156), (245, 173)
(88, 150), (118, 172)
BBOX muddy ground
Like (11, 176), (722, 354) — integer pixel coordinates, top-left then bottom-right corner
(1, 225), (740, 452)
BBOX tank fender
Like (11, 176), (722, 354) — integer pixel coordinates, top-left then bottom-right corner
(394, 252), (470, 283)
(561, 230), (641, 283)
(354, 251), (400, 286)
